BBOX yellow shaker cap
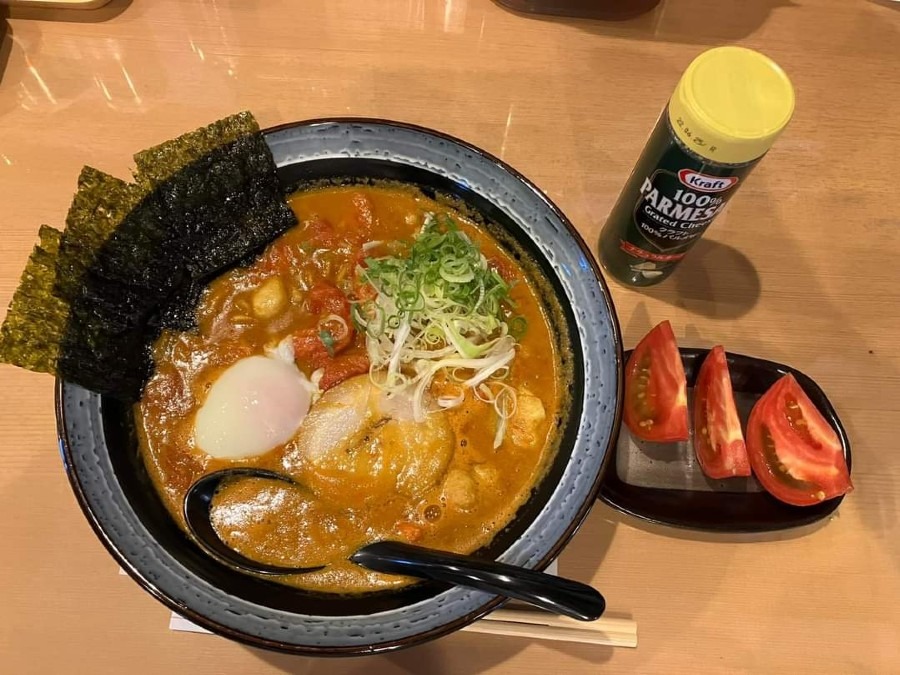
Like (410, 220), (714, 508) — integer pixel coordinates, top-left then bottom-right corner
(668, 46), (795, 164)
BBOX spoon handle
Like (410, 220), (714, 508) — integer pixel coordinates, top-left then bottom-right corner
(350, 541), (605, 621)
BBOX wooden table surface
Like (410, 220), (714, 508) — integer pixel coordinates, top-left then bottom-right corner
(1, 1), (899, 673)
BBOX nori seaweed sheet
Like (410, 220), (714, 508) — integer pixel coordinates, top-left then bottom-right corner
(55, 167), (143, 304)
(134, 111), (260, 187)
(147, 132), (291, 281)
(0, 226), (68, 373)
(151, 278), (209, 333)
(0, 111), (297, 400)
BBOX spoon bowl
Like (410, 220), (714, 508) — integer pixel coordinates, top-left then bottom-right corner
(184, 468), (606, 621)
(183, 467), (325, 575)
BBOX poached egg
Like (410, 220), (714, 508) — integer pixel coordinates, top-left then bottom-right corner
(194, 355), (313, 459)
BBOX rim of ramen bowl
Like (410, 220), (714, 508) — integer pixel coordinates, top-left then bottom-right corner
(56, 117), (623, 655)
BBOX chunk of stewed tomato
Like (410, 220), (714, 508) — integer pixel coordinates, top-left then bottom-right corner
(307, 282), (351, 322)
(319, 353), (371, 391)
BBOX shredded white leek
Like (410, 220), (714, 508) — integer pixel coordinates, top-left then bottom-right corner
(318, 313), (350, 342)
(352, 213), (526, 444)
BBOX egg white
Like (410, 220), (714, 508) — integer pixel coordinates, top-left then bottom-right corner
(194, 355), (313, 460)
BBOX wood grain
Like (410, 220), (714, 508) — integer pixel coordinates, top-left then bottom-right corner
(1, 1), (899, 673)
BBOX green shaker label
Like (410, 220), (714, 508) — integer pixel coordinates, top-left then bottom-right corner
(599, 111), (759, 285)
(633, 169), (735, 251)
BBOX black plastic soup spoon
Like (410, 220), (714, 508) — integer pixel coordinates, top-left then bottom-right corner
(183, 468), (606, 621)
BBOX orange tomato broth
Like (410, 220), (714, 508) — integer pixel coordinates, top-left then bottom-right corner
(136, 184), (565, 593)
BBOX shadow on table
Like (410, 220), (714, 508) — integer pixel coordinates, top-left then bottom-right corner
(636, 239), (762, 320)
(555, 505), (618, 589)
(611, 506), (837, 543)
(5, 0), (131, 23)
(494, 0), (795, 46)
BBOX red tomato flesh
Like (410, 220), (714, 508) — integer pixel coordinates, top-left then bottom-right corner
(746, 374), (852, 506)
(624, 321), (689, 442)
(692, 346), (751, 479)
(292, 282), (369, 391)
(319, 353), (371, 391)
(307, 282), (352, 323)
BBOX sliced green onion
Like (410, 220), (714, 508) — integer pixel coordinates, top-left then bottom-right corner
(508, 315), (528, 339)
(351, 212), (524, 443)
(318, 329), (335, 357)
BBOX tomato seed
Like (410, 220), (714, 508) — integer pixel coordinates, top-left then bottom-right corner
(784, 396), (819, 448)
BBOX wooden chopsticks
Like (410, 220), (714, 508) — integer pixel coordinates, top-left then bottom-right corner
(462, 608), (637, 647)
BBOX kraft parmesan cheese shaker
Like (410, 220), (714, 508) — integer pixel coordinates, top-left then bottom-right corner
(598, 46), (795, 286)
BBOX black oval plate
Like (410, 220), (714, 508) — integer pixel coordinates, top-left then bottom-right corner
(599, 348), (852, 533)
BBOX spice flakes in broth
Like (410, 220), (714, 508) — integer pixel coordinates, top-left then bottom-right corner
(136, 184), (565, 593)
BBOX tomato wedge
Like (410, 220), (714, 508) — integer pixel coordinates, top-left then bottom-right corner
(624, 321), (689, 442)
(692, 346), (750, 478)
(746, 374), (852, 506)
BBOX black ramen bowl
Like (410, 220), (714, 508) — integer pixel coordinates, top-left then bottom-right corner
(56, 119), (623, 655)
